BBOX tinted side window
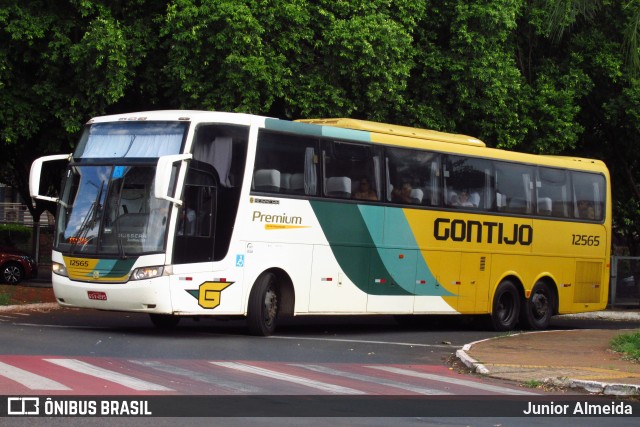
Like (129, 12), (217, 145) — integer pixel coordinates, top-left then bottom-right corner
(444, 155), (493, 210)
(572, 171), (605, 221)
(495, 162), (535, 214)
(537, 167), (571, 218)
(254, 130), (318, 196)
(386, 147), (440, 206)
(322, 140), (381, 201)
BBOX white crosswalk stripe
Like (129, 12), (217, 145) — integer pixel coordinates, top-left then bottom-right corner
(130, 360), (265, 394)
(210, 361), (364, 395)
(290, 364), (452, 395)
(0, 356), (535, 395)
(44, 358), (173, 391)
(367, 365), (538, 395)
(0, 361), (70, 391)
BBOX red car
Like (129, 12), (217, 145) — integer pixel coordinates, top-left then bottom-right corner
(0, 247), (38, 285)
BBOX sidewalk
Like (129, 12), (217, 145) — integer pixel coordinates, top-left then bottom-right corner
(3, 280), (640, 395)
(457, 312), (640, 396)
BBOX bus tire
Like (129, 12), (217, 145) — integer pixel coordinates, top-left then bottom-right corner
(247, 272), (279, 336)
(149, 313), (180, 329)
(490, 280), (520, 331)
(520, 281), (554, 330)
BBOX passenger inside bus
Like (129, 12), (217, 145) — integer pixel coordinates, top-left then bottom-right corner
(178, 187), (198, 235)
(450, 189), (479, 207)
(577, 199), (595, 219)
(179, 204), (196, 235)
(391, 181), (413, 204)
(353, 177), (378, 201)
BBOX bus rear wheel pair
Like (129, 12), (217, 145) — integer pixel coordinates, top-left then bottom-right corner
(490, 280), (555, 331)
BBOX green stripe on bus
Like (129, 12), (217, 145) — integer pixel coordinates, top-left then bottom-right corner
(320, 126), (371, 142)
(310, 201), (453, 297)
(264, 118), (323, 136)
(264, 118), (371, 143)
(94, 258), (137, 278)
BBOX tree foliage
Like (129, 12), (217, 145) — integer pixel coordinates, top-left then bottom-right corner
(2, 0), (640, 252)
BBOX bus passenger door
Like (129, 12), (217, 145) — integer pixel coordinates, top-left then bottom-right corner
(173, 183), (216, 264)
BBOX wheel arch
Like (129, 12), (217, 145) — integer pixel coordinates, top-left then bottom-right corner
(490, 273), (525, 309)
(249, 267), (295, 316)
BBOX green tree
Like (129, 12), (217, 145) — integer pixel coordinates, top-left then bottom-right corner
(159, 0), (420, 120)
(3, 0), (640, 256)
(539, 0), (640, 253)
(0, 0), (164, 219)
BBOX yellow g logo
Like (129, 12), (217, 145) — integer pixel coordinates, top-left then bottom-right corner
(197, 281), (233, 309)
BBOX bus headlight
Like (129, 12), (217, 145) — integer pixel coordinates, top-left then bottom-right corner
(52, 262), (68, 277)
(131, 266), (164, 281)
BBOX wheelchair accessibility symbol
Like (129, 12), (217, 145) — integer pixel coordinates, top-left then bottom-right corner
(236, 254), (245, 267)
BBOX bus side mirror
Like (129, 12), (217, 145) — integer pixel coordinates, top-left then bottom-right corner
(154, 153), (192, 205)
(29, 154), (72, 203)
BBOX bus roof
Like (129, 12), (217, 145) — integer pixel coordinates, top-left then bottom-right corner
(86, 110), (265, 126)
(83, 111), (607, 172)
(297, 118), (486, 148)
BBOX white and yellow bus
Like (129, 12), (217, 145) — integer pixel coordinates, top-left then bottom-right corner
(29, 111), (611, 335)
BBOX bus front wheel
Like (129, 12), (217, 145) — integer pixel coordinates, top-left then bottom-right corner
(247, 272), (279, 336)
(490, 281), (520, 331)
(520, 281), (554, 330)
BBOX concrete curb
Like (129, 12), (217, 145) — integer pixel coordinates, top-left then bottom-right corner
(0, 302), (59, 312)
(559, 311), (640, 321)
(456, 340), (491, 375)
(456, 333), (640, 396)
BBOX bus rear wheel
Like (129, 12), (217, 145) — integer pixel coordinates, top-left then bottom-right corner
(247, 272), (279, 336)
(520, 281), (554, 330)
(490, 280), (520, 331)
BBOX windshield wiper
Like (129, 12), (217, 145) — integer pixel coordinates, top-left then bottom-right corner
(70, 183), (103, 255)
(113, 183), (127, 260)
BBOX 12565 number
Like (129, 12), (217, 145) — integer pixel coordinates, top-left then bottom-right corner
(571, 234), (600, 246)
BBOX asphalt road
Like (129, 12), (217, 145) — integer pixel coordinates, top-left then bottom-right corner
(1, 307), (639, 425)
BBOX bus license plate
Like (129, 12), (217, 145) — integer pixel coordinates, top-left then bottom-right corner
(87, 291), (107, 301)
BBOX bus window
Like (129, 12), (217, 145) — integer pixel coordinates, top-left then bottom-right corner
(444, 155), (493, 209)
(385, 147), (440, 206)
(494, 162), (534, 214)
(572, 171), (605, 221)
(322, 140), (381, 201)
(537, 167), (571, 218)
(254, 130), (318, 195)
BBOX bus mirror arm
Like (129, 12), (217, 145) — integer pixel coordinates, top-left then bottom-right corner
(29, 154), (72, 203)
(154, 153), (192, 205)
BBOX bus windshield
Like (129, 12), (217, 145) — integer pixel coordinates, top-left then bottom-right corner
(52, 121), (188, 256)
(56, 164), (172, 256)
(74, 121), (187, 158)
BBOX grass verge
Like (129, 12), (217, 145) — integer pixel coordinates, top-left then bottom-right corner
(611, 330), (640, 362)
(0, 287), (15, 305)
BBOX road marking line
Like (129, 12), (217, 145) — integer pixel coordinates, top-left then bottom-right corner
(368, 366), (538, 395)
(291, 364), (451, 395)
(12, 323), (110, 329)
(210, 361), (363, 394)
(0, 361), (70, 390)
(268, 335), (453, 348)
(44, 358), (173, 391)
